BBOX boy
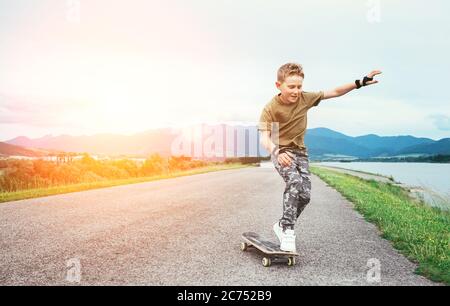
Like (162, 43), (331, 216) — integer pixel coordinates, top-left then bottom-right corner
(258, 63), (381, 252)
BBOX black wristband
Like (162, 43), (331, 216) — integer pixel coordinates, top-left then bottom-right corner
(362, 76), (373, 86)
(355, 79), (362, 89)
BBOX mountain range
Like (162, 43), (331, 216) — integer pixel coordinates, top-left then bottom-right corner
(0, 141), (61, 158)
(305, 128), (449, 159)
(1, 126), (449, 160)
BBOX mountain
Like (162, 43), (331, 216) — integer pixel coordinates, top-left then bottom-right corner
(6, 128), (176, 157)
(306, 127), (354, 141)
(396, 138), (450, 155)
(305, 134), (373, 158)
(352, 134), (434, 156)
(303, 128), (444, 158)
(3, 126), (449, 159)
(0, 142), (54, 157)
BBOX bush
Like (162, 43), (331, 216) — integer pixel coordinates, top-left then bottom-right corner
(113, 159), (140, 177)
(141, 153), (167, 176)
(81, 171), (107, 183)
(168, 155), (192, 171)
(188, 159), (208, 168)
(33, 159), (57, 180)
(93, 164), (129, 180)
(0, 154), (220, 192)
(50, 163), (82, 185)
(225, 157), (263, 164)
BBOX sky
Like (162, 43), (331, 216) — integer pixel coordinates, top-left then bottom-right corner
(0, 0), (449, 141)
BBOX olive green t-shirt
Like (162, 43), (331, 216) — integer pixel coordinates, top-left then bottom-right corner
(258, 91), (324, 153)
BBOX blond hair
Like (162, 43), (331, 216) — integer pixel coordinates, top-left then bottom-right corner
(277, 62), (304, 83)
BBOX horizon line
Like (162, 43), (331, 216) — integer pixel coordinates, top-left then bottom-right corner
(1, 125), (448, 143)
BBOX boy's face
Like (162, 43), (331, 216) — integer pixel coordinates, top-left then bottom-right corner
(275, 75), (304, 104)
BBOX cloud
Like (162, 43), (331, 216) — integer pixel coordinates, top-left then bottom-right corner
(429, 114), (450, 131)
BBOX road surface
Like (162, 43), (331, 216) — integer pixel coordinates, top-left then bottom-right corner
(0, 164), (437, 285)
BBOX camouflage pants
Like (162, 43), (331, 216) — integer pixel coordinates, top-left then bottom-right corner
(272, 149), (311, 231)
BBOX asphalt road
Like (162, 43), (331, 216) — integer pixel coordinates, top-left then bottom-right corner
(0, 164), (437, 285)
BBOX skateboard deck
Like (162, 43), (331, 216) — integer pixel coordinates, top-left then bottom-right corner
(240, 232), (299, 267)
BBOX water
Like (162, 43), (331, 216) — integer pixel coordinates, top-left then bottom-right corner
(317, 162), (450, 209)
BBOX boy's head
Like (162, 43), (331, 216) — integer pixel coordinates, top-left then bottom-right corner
(275, 62), (304, 104)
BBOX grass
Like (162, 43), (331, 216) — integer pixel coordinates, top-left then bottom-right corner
(312, 163), (397, 182)
(0, 163), (255, 203)
(310, 166), (450, 285)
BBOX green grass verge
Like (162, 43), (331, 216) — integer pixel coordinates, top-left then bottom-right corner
(311, 166), (450, 285)
(311, 164), (397, 182)
(0, 163), (255, 204)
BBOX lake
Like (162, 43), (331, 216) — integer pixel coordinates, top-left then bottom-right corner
(317, 162), (450, 209)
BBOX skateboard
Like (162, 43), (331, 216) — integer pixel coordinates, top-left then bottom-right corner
(240, 232), (299, 267)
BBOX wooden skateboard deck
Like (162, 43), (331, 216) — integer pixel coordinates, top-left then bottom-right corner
(240, 232), (299, 267)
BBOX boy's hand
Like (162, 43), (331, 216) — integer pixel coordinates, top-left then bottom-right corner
(277, 151), (295, 167)
(364, 70), (382, 86)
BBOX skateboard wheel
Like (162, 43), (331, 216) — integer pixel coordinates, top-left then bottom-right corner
(240, 242), (248, 252)
(287, 257), (296, 266)
(262, 257), (271, 267)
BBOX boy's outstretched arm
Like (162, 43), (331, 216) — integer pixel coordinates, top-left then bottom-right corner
(323, 70), (382, 100)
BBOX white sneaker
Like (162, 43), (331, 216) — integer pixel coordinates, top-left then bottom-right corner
(273, 222), (297, 253)
(273, 222), (283, 245)
(280, 229), (297, 253)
